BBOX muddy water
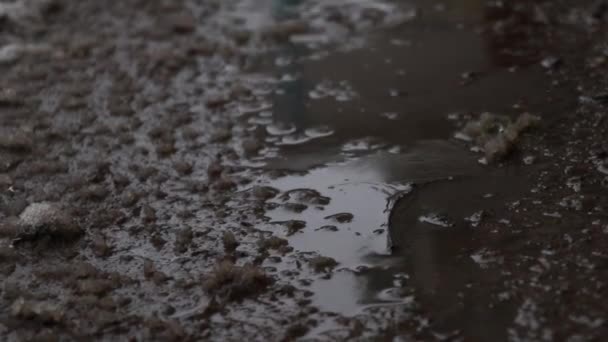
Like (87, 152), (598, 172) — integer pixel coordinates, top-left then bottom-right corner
(250, 0), (573, 339)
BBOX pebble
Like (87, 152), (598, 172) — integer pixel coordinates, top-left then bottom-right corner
(252, 186), (279, 200)
(242, 138), (261, 156)
(0, 129), (34, 152)
(18, 202), (81, 239)
(324, 212), (354, 223)
(167, 13), (196, 34)
(11, 297), (64, 323)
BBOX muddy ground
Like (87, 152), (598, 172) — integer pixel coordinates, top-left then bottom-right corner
(1, 0), (608, 341)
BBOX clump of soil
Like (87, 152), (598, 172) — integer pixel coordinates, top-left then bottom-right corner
(324, 212), (354, 223)
(203, 260), (273, 302)
(10, 297), (64, 324)
(8, 202), (81, 241)
(456, 112), (540, 162)
(257, 235), (289, 252)
(222, 231), (239, 252)
(0, 129), (34, 152)
(308, 256), (338, 273)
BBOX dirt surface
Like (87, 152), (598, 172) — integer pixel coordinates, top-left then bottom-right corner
(1, 0), (608, 341)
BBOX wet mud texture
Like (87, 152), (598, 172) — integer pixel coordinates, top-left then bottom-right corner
(0, 0), (608, 341)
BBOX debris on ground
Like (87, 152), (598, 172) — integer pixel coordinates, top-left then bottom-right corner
(11, 202), (81, 241)
(203, 260), (273, 302)
(308, 256), (338, 273)
(455, 112), (541, 163)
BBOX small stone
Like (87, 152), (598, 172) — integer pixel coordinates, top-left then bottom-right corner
(242, 138), (261, 156)
(174, 227), (193, 253)
(252, 186), (279, 200)
(316, 225), (338, 232)
(0, 217), (21, 237)
(222, 231), (239, 252)
(0, 129), (33, 152)
(283, 203), (308, 213)
(210, 127), (232, 142)
(10, 297), (64, 324)
(0, 174), (12, 187)
(257, 236), (288, 251)
(143, 259), (156, 279)
(205, 92), (230, 109)
(324, 212), (354, 223)
(167, 13), (196, 34)
(207, 161), (223, 179)
(283, 220), (306, 235)
(173, 161), (193, 175)
(214, 177), (236, 192)
(121, 191), (140, 207)
(141, 204), (157, 223)
(523, 155), (536, 165)
(78, 279), (115, 296)
(541, 56), (561, 69)
(203, 260), (273, 302)
(81, 184), (109, 201)
(0, 43), (51, 65)
(1, 197), (27, 216)
(308, 256), (338, 273)
(0, 88), (21, 105)
(18, 202), (81, 239)
(91, 234), (112, 257)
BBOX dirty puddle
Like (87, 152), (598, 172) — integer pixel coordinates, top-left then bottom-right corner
(236, 0), (576, 338)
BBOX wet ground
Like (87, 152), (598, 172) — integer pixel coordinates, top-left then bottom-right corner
(1, 0), (608, 341)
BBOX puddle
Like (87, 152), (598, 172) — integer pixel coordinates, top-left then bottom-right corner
(245, 0), (575, 339)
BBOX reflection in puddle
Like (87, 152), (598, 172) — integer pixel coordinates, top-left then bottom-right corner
(245, 0), (575, 339)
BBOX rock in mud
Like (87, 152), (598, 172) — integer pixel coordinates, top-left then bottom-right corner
(0, 0), (61, 24)
(80, 184), (110, 201)
(222, 231), (239, 252)
(316, 225), (338, 232)
(213, 176), (236, 192)
(0, 43), (52, 65)
(141, 204), (157, 223)
(0, 88), (21, 105)
(206, 161), (224, 179)
(203, 260), (273, 302)
(0, 217), (21, 238)
(252, 185), (279, 200)
(77, 279), (117, 297)
(283, 202), (308, 213)
(279, 220), (306, 236)
(0, 174), (12, 187)
(143, 259), (170, 284)
(16, 202), (81, 240)
(205, 92), (230, 109)
(308, 256), (338, 273)
(167, 12), (197, 34)
(541, 56), (561, 69)
(457, 112), (541, 162)
(283, 324), (309, 340)
(242, 138), (261, 156)
(174, 227), (193, 254)
(257, 236), (288, 252)
(324, 212), (354, 223)
(120, 191), (140, 207)
(0, 129), (34, 152)
(173, 161), (193, 176)
(10, 297), (64, 324)
(280, 189), (330, 206)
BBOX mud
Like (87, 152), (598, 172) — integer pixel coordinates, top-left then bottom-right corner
(0, 0), (608, 341)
